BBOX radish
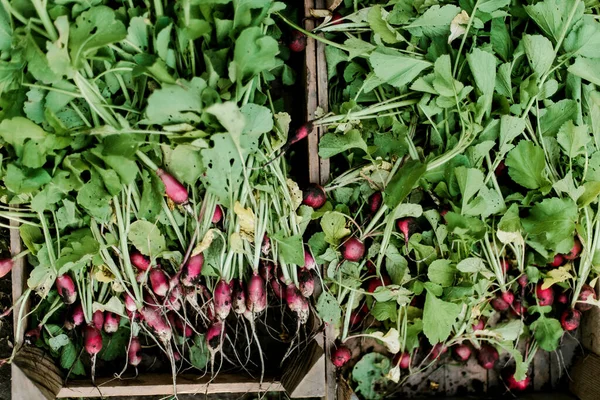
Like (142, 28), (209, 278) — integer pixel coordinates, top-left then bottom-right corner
(304, 249), (316, 270)
(104, 312), (121, 333)
(232, 279), (247, 315)
(331, 12), (343, 25)
(270, 278), (284, 299)
(69, 304), (85, 328)
(92, 310), (104, 330)
(331, 346), (351, 368)
(350, 310), (362, 326)
(477, 344), (499, 369)
(518, 275), (528, 288)
(557, 292), (569, 305)
(500, 260), (510, 274)
(366, 275), (392, 293)
(286, 283), (309, 323)
(124, 293), (137, 312)
(472, 319), (485, 331)
(288, 30), (307, 52)
(128, 337), (142, 366)
(56, 275), (77, 304)
(214, 279), (232, 320)
(440, 209), (449, 220)
(550, 254), (564, 267)
(246, 273), (267, 313)
(150, 268), (169, 297)
(181, 254), (204, 287)
(495, 160), (507, 176)
(130, 251), (151, 271)
(174, 318), (193, 337)
(261, 234), (271, 255)
(140, 306), (172, 343)
(25, 326), (41, 342)
(397, 217), (415, 246)
(0, 258), (13, 278)
(302, 183), (326, 209)
(206, 322), (223, 352)
(511, 300), (526, 317)
(453, 344), (471, 362)
(393, 351), (411, 369)
(431, 343), (447, 359)
(298, 267), (314, 298)
(536, 284), (554, 306)
(166, 282), (182, 311)
(505, 371), (530, 391)
(84, 325), (103, 355)
(368, 192), (383, 214)
(561, 308), (581, 331)
(576, 284), (596, 312)
(342, 237), (365, 262)
(156, 168), (188, 204)
(212, 205), (223, 224)
(173, 350), (182, 362)
(260, 261), (274, 281)
(491, 296), (510, 312)
(564, 238), (582, 260)
(501, 290), (514, 305)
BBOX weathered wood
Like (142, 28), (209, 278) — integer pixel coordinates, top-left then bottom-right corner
(581, 285), (600, 355)
(10, 217), (28, 347)
(324, 324), (338, 400)
(570, 352), (600, 400)
(281, 333), (325, 398)
(315, 0), (330, 186)
(12, 347), (62, 400)
(304, 0), (320, 185)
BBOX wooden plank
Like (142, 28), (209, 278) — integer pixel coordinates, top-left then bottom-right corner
(581, 283), (600, 355)
(570, 352), (600, 400)
(304, 0), (320, 185)
(12, 347), (62, 400)
(10, 217), (28, 347)
(281, 333), (325, 398)
(324, 324), (338, 400)
(315, 0), (330, 186)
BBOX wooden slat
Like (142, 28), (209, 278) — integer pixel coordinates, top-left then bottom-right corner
(304, 0), (320, 185)
(570, 353), (600, 400)
(281, 333), (325, 398)
(315, 0), (330, 186)
(10, 217), (28, 346)
(581, 284), (600, 355)
(12, 347), (62, 400)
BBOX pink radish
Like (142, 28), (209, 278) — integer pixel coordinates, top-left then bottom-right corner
(431, 343), (447, 359)
(453, 344), (471, 362)
(557, 291), (569, 304)
(366, 275), (392, 293)
(511, 300), (526, 317)
(518, 275), (528, 288)
(260, 261), (274, 281)
(84, 325), (103, 355)
(166, 283), (182, 311)
(561, 308), (581, 331)
(130, 251), (151, 271)
(564, 238), (582, 260)
(302, 183), (326, 209)
(536, 284), (554, 306)
(500, 260), (510, 274)
(214, 279), (232, 320)
(150, 268), (169, 297)
(477, 344), (498, 369)
(304, 250), (316, 270)
(270, 278), (284, 299)
(501, 290), (514, 305)
(173, 317), (193, 337)
(212, 205), (223, 224)
(288, 30), (307, 52)
(232, 279), (247, 315)
(472, 319), (485, 331)
(124, 293), (137, 312)
(368, 192), (383, 214)
(156, 168), (188, 204)
(550, 254), (564, 267)
(331, 12), (343, 24)
(397, 218), (415, 246)
(65, 303), (85, 330)
(298, 268), (314, 298)
(92, 310), (104, 330)
(286, 283), (309, 323)
(56, 275), (77, 304)
(577, 284), (596, 312)
(104, 312), (121, 333)
(0, 258), (13, 278)
(393, 351), (411, 369)
(181, 254), (204, 287)
(331, 346), (351, 368)
(350, 310), (362, 326)
(140, 306), (172, 343)
(246, 273), (267, 313)
(128, 337), (142, 366)
(342, 237), (365, 262)
(505, 371), (530, 391)
(491, 296), (510, 312)
(206, 322), (223, 351)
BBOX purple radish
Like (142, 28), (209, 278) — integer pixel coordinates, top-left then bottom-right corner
(561, 308), (581, 331)
(368, 192), (383, 214)
(331, 346), (351, 368)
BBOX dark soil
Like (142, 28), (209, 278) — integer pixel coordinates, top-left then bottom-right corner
(0, 229), (11, 400)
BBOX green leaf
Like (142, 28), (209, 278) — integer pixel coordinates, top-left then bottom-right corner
(564, 16), (600, 58)
(271, 232), (304, 266)
(497, 204), (524, 245)
(76, 175), (112, 222)
(190, 334), (210, 370)
(69, 6), (127, 67)
(128, 220), (166, 257)
(454, 167), (484, 211)
(166, 145), (204, 185)
(20, 225), (43, 254)
(368, 6), (402, 44)
(49, 334), (70, 351)
(569, 56), (600, 86)
(100, 328), (129, 361)
(405, 319), (423, 352)
(531, 315), (563, 351)
(143, 78), (206, 125)
(320, 212), (350, 245)
(522, 197), (578, 253)
(491, 320), (524, 341)
(467, 48), (496, 121)
(60, 341), (78, 370)
(139, 170), (162, 222)
(406, 5), (461, 37)
(427, 259), (455, 287)
(540, 99), (578, 137)
(240, 104), (273, 135)
(318, 129), (369, 158)
(352, 353), (391, 400)
(371, 301), (398, 322)
(316, 291), (342, 327)
(505, 141), (548, 190)
(384, 160), (426, 208)
(579, 181), (600, 207)
(385, 244), (408, 285)
(369, 48), (431, 89)
(423, 291), (461, 344)
(491, 18), (512, 62)
(523, 35), (555, 77)
(499, 115), (526, 156)
(231, 26), (281, 85)
(0, 5), (11, 52)
(0, 117), (47, 157)
(525, 0), (584, 43)
(478, 0), (510, 14)
(445, 212), (486, 241)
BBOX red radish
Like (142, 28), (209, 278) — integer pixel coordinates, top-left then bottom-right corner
(550, 254), (564, 267)
(331, 346), (351, 367)
(366, 275), (392, 293)
(564, 238), (582, 260)
(298, 267), (314, 298)
(246, 273), (267, 313)
(174, 318), (193, 337)
(173, 350), (182, 362)
(25, 326), (41, 342)
(350, 310), (362, 325)
(477, 344), (499, 369)
(495, 160), (507, 176)
(505, 371), (530, 391)
(150, 268), (169, 297)
(511, 300), (526, 317)
(156, 168), (188, 204)
(557, 292), (569, 305)
(104, 312), (121, 333)
(431, 343), (447, 359)
(440, 209), (449, 220)
(0, 258), (13, 278)
(302, 184), (326, 209)
(214, 279), (232, 320)
(288, 30), (307, 52)
(65, 303), (85, 330)
(260, 261), (274, 281)
(501, 290), (514, 305)
(92, 310), (104, 330)
(561, 308), (581, 331)
(136, 271), (146, 283)
(84, 325), (103, 355)
(368, 192), (383, 214)
(453, 344), (471, 362)
(472, 319), (485, 331)
(536, 284), (554, 306)
(212, 205), (223, 224)
(206, 322), (223, 351)
(366, 260), (376, 274)
(261, 234), (271, 255)
(331, 12), (343, 24)
(304, 250), (316, 270)
(140, 306), (172, 343)
(130, 251), (150, 271)
(124, 293), (137, 312)
(576, 284), (596, 312)
(491, 296), (510, 312)
(518, 274), (528, 288)
(342, 237), (365, 262)
(181, 254), (204, 287)
(166, 283), (182, 311)
(397, 217), (415, 246)
(128, 337), (142, 366)
(232, 279), (247, 315)
(56, 275), (77, 304)
(286, 283), (309, 323)
(500, 260), (510, 274)
(270, 278), (284, 299)
(393, 351), (411, 369)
